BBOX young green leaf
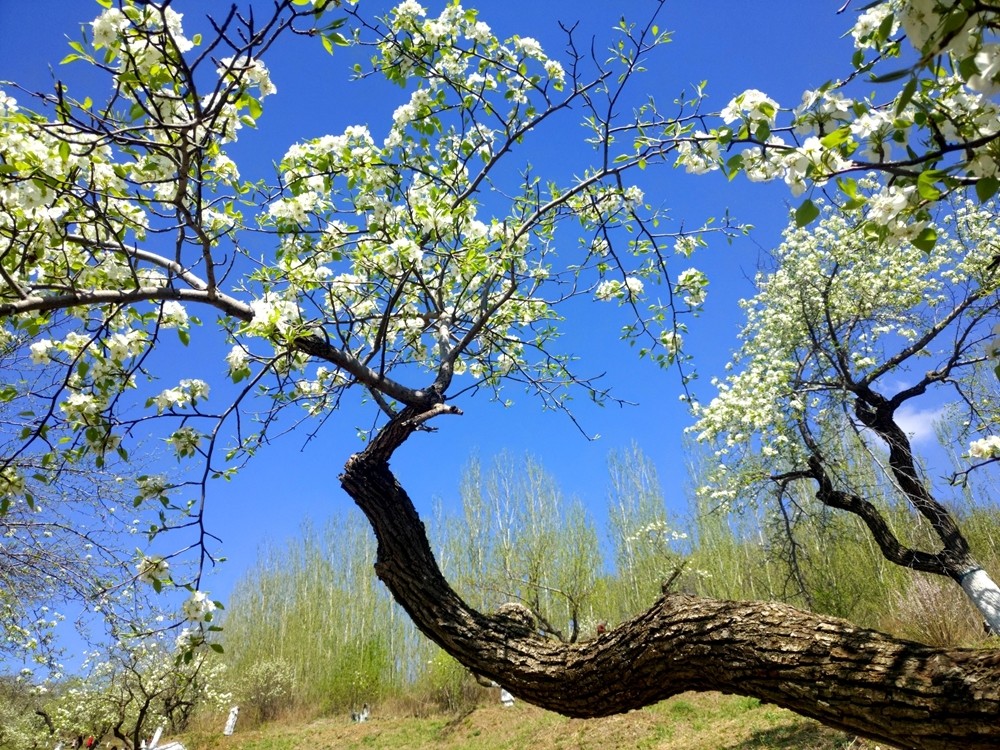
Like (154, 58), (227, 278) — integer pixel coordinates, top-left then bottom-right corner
(795, 199), (820, 227)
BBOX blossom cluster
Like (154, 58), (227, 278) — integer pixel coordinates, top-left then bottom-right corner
(595, 277), (645, 302)
(151, 379), (210, 414)
(675, 0), (1000, 258)
(691, 197), (1000, 506)
(969, 436), (1000, 460)
(181, 590), (217, 622)
(136, 556), (170, 585)
(248, 0), (591, 396)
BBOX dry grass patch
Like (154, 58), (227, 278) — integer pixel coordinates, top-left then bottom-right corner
(185, 692), (879, 750)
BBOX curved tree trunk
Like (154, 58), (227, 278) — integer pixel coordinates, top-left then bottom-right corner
(340, 413), (1000, 750)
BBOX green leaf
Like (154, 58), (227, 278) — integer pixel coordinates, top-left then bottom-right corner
(820, 125), (852, 149)
(871, 68), (911, 83)
(911, 225), (938, 253)
(877, 11), (895, 40)
(178, 329), (190, 346)
(976, 176), (1000, 203)
(794, 199), (820, 227)
(725, 153), (744, 180)
(896, 77), (918, 114)
(247, 96), (263, 119)
(916, 170), (943, 201)
(210, 643), (225, 653)
(958, 55), (979, 81)
(837, 176), (858, 199)
(942, 9), (970, 34)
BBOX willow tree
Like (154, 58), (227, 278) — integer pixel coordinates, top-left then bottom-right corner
(448, 453), (601, 644)
(2, 2), (1000, 749)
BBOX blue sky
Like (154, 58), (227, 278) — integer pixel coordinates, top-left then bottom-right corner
(0, 2), (869, 627)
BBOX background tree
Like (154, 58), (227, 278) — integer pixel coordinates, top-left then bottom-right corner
(693, 196), (1000, 629)
(9, 634), (229, 750)
(1, 2), (1000, 748)
(445, 453), (601, 642)
(221, 514), (408, 714)
(605, 444), (688, 617)
(0, 335), (180, 672)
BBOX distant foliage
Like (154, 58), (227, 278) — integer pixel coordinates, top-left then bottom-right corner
(216, 445), (1000, 724)
(234, 660), (294, 724)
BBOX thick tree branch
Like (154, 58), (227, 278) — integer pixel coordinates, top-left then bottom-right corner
(852, 389), (975, 577)
(341, 419), (1000, 749)
(806, 455), (949, 576)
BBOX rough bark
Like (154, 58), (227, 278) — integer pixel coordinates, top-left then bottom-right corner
(340, 412), (1000, 750)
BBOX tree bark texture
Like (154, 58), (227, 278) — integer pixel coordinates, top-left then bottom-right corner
(340, 420), (1000, 750)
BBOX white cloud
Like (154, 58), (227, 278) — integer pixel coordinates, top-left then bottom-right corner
(894, 404), (947, 444)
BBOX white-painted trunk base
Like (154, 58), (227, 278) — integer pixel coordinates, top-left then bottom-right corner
(959, 568), (1000, 635)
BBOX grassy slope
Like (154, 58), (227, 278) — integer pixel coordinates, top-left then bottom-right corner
(186, 692), (883, 750)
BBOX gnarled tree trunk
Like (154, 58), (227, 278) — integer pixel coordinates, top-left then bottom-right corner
(340, 412), (1000, 750)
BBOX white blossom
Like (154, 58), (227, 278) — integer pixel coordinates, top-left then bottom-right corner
(514, 36), (544, 60)
(218, 56), (277, 98)
(136, 556), (169, 584)
(181, 590), (217, 622)
(90, 7), (129, 48)
(166, 426), (201, 458)
(676, 133), (720, 174)
(969, 435), (1000, 459)
(721, 89), (779, 126)
(29, 339), (56, 365)
(159, 300), (189, 329)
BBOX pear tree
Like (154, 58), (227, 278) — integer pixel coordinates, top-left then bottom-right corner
(1, 2), (1000, 748)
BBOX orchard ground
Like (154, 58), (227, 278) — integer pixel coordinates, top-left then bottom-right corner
(185, 692), (881, 750)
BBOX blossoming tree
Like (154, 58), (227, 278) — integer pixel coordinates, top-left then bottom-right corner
(0, 340), (181, 673)
(2, 1), (1000, 748)
(693, 195), (1000, 632)
(36, 638), (229, 749)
